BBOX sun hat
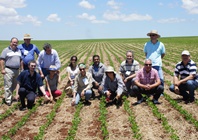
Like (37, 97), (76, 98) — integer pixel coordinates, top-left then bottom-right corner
(49, 65), (57, 71)
(23, 34), (32, 39)
(147, 30), (160, 37)
(181, 50), (190, 56)
(79, 63), (86, 69)
(105, 66), (116, 74)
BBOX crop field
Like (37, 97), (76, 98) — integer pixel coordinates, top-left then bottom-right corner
(0, 37), (198, 140)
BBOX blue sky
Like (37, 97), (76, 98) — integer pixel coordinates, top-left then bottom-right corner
(1, 0), (198, 40)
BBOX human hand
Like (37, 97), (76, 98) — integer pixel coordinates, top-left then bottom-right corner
(71, 98), (75, 106)
(1, 69), (6, 75)
(174, 86), (180, 94)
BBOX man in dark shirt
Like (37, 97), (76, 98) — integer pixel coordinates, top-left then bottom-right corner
(15, 60), (50, 111)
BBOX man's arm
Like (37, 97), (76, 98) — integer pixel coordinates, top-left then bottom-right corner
(0, 59), (5, 74)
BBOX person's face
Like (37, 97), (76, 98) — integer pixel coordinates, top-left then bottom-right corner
(144, 61), (152, 72)
(93, 57), (100, 65)
(182, 55), (190, 64)
(24, 39), (31, 45)
(10, 38), (18, 49)
(150, 34), (158, 40)
(50, 70), (56, 75)
(71, 57), (77, 64)
(106, 72), (114, 78)
(28, 63), (36, 72)
(126, 52), (133, 62)
(80, 68), (86, 75)
(45, 48), (52, 55)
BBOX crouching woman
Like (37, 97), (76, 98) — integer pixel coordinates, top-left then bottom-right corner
(71, 63), (93, 106)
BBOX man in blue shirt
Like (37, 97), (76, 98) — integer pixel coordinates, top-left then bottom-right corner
(89, 55), (106, 98)
(15, 60), (50, 111)
(18, 34), (40, 70)
(144, 30), (165, 92)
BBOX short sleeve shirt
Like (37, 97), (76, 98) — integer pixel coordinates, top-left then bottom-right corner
(17, 70), (43, 92)
(119, 60), (139, 78)
(66, 66), (79, 80)
(136, 68), (160, 85)
(144, 41), (165, 67)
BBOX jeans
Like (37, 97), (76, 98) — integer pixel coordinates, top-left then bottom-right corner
(169, 80), (198, 100)
(19, 87), (36, 109)
(152, 66), (164, 86)
(75, 90), (92, 105)
(133, 85), (164, 101)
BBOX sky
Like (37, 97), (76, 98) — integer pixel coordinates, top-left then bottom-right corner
(1, 0), (198, 40)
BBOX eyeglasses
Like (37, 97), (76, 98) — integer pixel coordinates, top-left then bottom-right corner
(144, 64), (152, 66)
(30, 65), (36, 68)
(150, 34), (157, 37)
(80, 68), (85, 71)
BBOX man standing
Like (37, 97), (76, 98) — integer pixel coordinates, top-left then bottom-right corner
(89, 55), (106, 98)
(132, 59), (164, 105)
(37, 43), (61, 78)
(15, 60), (50, 111)
(144, 30), (165, 88)
(119, 50), (139, 96)
(0, 37), (23, 106)
(169, 50), (198, 104)
(18, 34), (40, 70)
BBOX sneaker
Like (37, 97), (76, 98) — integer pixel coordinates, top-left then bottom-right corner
(19, 106), (27, 111)
(153, 99), (161, 104)
(185, 98), (195, 104)
(5, 102), (12, 106)
(84, 100), (91, 106)
(137, 98), (144, 104)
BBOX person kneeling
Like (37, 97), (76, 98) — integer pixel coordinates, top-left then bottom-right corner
(71, 63), (93, 106)
(132, 59), (164, 105)
(15, 60), (51, 111)
(101, 66), (124, 107)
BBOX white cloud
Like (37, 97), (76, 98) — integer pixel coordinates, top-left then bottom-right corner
(0, 6), (17, 16)
(0, 14), (41, 26)
(0, 0), (26, 8)
(0, 0), (41, 26)
(103, 11), (152, 21)
(157, 18), (186, 23)
(107, 0), (122, 10)
(78, 13), (96, 20)
(47, 14), (61, 22)
(182, 0), (198, 14)
(77, 13), (107, 24)
(79, 0), (95, 9)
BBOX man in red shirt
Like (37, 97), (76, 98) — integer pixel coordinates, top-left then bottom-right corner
(132, 59), (164, 105)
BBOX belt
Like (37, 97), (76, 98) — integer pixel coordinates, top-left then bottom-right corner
(5, 66), (19, 70)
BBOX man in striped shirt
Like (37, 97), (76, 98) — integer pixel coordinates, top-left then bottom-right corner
(169, 50), (198, 104)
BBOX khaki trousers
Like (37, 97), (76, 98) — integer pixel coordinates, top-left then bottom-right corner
(4, 68), (19, 104)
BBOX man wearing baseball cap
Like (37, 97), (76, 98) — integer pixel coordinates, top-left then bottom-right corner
(169, 50), (198, 104)
(18, 34), (40, 70)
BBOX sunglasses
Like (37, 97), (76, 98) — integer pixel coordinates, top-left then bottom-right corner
(80, 68), (85, 71)
(71, 59), (77, 61)
(150, 34), (157, 37)
(144, 64), (152, 66)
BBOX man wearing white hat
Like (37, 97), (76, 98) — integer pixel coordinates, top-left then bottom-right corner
(18, 34), (40, 70)
(169, 50), (198, 104)
(144, 30), (165, 94)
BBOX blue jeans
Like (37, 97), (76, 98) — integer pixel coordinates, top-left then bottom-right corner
(75, 90), (92, 105)
(152, 66), (164, 86)
(169, 80), (198, 100)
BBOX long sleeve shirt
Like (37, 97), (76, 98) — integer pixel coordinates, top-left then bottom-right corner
(73, 72), (93, 93)
(102, 73), (124, 95)
(37, 49), (61, 70)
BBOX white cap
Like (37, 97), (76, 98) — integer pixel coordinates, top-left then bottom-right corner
(181, 50), (190, 56)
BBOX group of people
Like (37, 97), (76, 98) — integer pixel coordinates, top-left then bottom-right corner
(0, 34), (62, 110)
(1, 30), (198, 111)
